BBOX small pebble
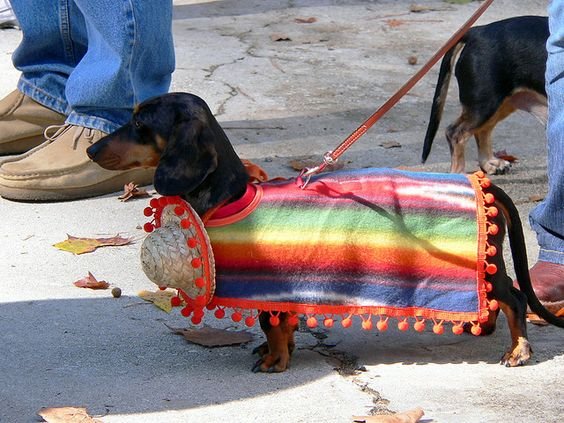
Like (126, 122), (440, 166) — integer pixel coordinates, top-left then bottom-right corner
(111, 287), (122, 298)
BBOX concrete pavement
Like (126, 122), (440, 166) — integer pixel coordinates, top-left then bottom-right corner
(1, 1), (562, 422)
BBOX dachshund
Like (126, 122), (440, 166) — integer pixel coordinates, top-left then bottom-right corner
(87, 92), (563, 372)
(422, 16), (548, 174)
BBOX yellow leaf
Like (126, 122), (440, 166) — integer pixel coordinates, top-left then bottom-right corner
(37, 406), (102, 423)
(138, 289), (182, 313)
(53, 234), (133, 255)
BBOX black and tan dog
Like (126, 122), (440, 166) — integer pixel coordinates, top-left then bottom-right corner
(422, 16), (548, 174)
(87, 93), (563, 372)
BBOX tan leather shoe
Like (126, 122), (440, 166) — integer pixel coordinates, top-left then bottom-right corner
(0, 124), (154, 201)
(0, 90), (66, 154)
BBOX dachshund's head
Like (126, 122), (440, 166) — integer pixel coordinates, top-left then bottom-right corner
(87, 93), (248, 215)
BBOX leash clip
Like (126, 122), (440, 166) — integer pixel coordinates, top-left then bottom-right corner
(297, 150), (336, 189)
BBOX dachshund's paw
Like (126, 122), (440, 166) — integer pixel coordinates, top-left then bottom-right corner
(481, 158), (512, 175)
(500, 337), (532, 367)
(252, 353), (291, 373)
(252, 342), (269, 357)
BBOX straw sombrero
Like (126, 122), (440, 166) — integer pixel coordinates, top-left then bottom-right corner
(140, 197), (215, 305)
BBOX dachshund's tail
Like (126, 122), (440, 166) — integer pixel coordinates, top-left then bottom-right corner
(421, 40), (466, 164)
(489, 184), (564, 328)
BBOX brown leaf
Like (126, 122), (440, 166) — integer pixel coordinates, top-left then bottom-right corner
(353, 407), (424, 423)
(37, 406), (103, 423)
(386, 19), (406, 28)
(118, 182), (151, 202)
(528, 194), (545, 203)
(494, 150), (519, 163)
(270, 33), (292, 42)
(295, 17), (317, 24)
(166, 324), (253, 347)
(379, 141), (402, 149)
(54, 234), (133, 255)
(73, 272), (110, 290)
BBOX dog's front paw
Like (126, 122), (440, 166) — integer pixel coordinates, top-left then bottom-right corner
(252, 352), (291, 373)
(480, 158), (512, 175)
(500, 337), (532, 367)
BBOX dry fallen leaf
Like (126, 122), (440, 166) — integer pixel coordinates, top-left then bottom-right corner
(118, 182), (151, 202)
(494, 149), (519, 163)
(270, 33), (292, 42)
(295, 17), (317, 24)
(379, 141), (402, 149)
(386, 19), (406, 28)
(353, 407), (424, 423)
(138, 289), (182, 313)
(38, 406), (103, 423)
(528, 194), (545, 203)
(73, 272), (110, 290)
(54, 234), (133, 255)
(166, 324), (253, 347)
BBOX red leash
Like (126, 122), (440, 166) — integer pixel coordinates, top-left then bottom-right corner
(299, 0), (494, 188)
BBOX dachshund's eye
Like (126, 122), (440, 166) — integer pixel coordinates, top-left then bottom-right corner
(134, 120), (143, 129)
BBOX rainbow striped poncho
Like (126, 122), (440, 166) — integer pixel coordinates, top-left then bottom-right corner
(199, 168), (493, 331)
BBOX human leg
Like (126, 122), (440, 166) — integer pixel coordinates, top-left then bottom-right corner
(0, 0), (174, 201)
(527, 1), (564, 312)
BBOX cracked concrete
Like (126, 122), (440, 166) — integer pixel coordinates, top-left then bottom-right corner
(1, 0), (562, 422)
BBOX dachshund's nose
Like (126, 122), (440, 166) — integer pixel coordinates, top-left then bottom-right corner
(86, 141), (103, 161)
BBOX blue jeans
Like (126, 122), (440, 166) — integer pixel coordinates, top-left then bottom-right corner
(9, 0), (175, 134)
(530, 1), (564, 265)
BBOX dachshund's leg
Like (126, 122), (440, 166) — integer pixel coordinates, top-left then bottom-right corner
(492, 275), (532, 367)
(446, 114), (474, 173)
(253, 312), (298, 373)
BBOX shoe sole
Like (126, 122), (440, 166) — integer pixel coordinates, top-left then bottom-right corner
(0, 168), (154, 202)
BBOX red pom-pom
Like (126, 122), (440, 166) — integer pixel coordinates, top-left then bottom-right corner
(341, 317), (352, 328)
(323, 318), (334, 328)
(181, 219), (191, 229)
(191, 257), (202, 268)
(191, 315), (202, 325)
(398, 320), (409, 331)
(181, 306), (193, 317)
(158, 286), (167, 291)
(376, 320), (388, 332)
(489, 299), (499, 311)
(143, 222), (154, 233)
(194, 277), (205, 288)
(158, 197), (169, 207)
(232, 312), (243, 322)
(215, 309), (225, 319)
(288, 315), (300, 326)
(486, 263), (497, 275)
(480, 178), (491, 188)
(174, 206), (184, 216)
(452, 325), (464, 335)
(245, 316), (256, 327)
(149, 198), (160, 208)
(414, 320), (425, 332)
(433, 324), (444, 335)
(269, 315), (280, 326)
(487, 245), (497, 256)
(143, 207), (154, 217)
(488, 224), (499, 235)
(487, 206), (498, 217)
(485, 282), (493, 292)
(361, 320), (373, 331)
(471, 325), (482, 336)
(171, 296), (182, 307)
(187, 238), (198, 248)
(306, 316), (318, 328)
(484, 193), (495, 204)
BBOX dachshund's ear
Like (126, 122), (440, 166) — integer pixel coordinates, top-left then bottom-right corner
(153, 119), (218, 196)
